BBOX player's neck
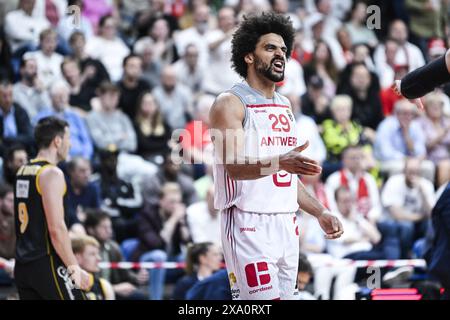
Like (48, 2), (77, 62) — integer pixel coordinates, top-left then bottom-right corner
(35, 149), (59, 165)
(246, 74), (276, 99)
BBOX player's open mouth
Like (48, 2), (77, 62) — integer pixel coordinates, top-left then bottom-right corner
(272, 60), (284, 73)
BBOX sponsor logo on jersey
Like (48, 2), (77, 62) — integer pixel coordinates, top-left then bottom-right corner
(245, 262), (271, 288)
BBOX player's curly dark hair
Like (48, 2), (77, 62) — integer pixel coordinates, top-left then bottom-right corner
(231, 12), (295, 78)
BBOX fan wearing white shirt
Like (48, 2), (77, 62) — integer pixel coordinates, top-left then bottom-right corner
(4, 0), (50, 53)
(186, 186), (220, 246)
(25, 28), (64, 89)
(85, 15), (130, 82)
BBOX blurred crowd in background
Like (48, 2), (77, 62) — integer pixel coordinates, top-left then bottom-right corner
(1, 0), (450, 300)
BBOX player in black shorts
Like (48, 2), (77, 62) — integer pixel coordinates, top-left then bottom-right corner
(14, 116), (90, 300)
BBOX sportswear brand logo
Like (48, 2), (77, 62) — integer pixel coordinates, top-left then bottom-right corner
(240, 227), (256, 233)
(245, 262), (271, 288)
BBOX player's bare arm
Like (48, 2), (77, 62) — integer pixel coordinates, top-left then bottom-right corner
(39, 166), (90, 290)
(297, 178), (343, 239)
(210, 92), (322, 180)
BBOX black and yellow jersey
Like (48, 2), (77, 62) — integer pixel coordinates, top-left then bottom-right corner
(85, 274), (108, 300)
(14, 159), (68, 264)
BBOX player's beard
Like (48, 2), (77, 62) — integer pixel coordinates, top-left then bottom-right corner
(254, 55), (285, 82)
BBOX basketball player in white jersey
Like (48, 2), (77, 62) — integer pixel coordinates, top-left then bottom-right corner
(209, 12), (344, 300)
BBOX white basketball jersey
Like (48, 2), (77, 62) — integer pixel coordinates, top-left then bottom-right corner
(213, 82), (299, 213)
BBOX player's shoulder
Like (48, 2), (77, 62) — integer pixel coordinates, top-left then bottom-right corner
(213, 91), (244, 109)
(38, 164), (64, 181)
(210, 91), (245, 118)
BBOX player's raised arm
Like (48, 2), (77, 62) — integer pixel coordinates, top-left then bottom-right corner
(393, 49), (450, 108)
(209, 93), (322, 180)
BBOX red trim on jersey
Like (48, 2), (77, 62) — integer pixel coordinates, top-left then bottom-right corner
(246, 104), (290, 109)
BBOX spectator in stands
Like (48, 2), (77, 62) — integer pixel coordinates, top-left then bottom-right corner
(380, 63), (408, 116)
(86, 82), (137, 153)
(135, 0), (179, 39)
(61, 58), (98, 114)
(325, 145), (381, 223)
(313, 0), (343, 41)
(69, 31), (110, 90)
(344, 1), (378, 48)
(173, 43), (204, 95)
(84, 210), (148, 300)
(419, 92), (450, 188)
(337, 62), (384, 131)
(12, 55), (50, 119)
(0, 78), (33, 158)
(1, 144), (28, 186)
(381, 157), (436, 258)
(71, 235), (115, 300)
(96, 148), (142, 242)
(302, 10), (346, 71)
(132, 182), (192, 300)
(185, 268), (232, 300)
(147, 17), (179, 66)
(118, 54), (151, 120)
(173, 242), (222, 300)
(133, 37), (162, 89)
(180, 94), (215, 178)
(141, 152), (198, 207)
(303, 40), (338, 98)
(0, 184), (14, 286)
(406, 0), (447, 59)
(203, 6), (240, 96)
(58, 0), (93, 45)
(373, 19), (425, 74)
(296, 254), (316, 300)
(374, 99), (435, 182)
(186, 185), (220, 246)
(300, 74), (331, 124)
(4, 0), (50, 53)
(320, 95), (374, 178)
(375, 38), (400, 89)
(0, 27), (13, 80)
(34, 82), (94, 160)
(175, 4), (211, 69)
(81, 0), (116, 33)
(66, 156), (102, 228)
(85, 15), (130, 82)
(133, 91), (172, 163)
(336, 27), (353, 65)
(327, 187), (396, 260)
(288, 94), (326, 164)
(152, 65), (193, 129)
(25, 28), (63, 88)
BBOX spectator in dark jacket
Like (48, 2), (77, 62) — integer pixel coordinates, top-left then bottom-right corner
(425, 182), (450, 300)
(185, 269), (232, 300)
(95, 148), (142, 242)
(141, 152), (199, 207)
(65, 157), (102, 228)
(132, 182), (191, 300)
(0, 78), (33, 158)
(337, 62), (384, 130)
(1, 144), (28, 186)
(85, 210), (148, 300)
(172, 242), (222, 300)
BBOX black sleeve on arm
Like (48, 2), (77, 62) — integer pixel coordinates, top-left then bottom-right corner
(401, 55), (450, 99)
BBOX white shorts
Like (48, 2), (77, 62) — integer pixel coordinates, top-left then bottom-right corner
(221, 206), (300, 300)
